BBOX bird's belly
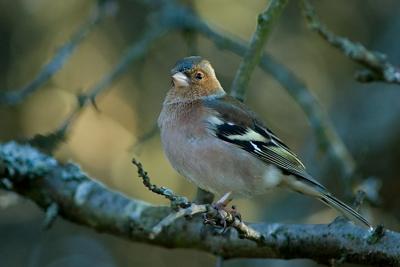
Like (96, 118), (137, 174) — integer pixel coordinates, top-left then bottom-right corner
(161, 128), (282, 198)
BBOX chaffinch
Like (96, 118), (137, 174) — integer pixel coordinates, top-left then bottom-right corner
(158, 56), (371, 229)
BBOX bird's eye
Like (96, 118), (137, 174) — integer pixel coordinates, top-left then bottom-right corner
(195, 72), (204, 80)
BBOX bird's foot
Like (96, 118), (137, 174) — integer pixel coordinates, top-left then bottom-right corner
(229, 205), (242, 221)
(203, 202), (242, 233)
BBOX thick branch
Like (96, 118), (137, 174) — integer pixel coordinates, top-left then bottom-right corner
(230, 0), (289, 101)
(0, 141), (399, 266)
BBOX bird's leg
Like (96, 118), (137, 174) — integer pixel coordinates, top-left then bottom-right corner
(214, 192), (241, 220)
(214, 191), (233, 209)
(203, 192), (242, 232)
(213, 192), (233, 230)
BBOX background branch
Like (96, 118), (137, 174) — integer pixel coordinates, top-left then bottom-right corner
(302, 0), (400, 85)
(3, 0), (356, 188)
(176, 11), (356, 185)
(0, 141), (398, 266)
(0, 1), (116, 106)
(230, 0), (289, 101)
(28, 25), (168, 153)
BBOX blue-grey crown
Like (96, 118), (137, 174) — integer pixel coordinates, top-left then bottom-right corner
(171, 56), (203, 74)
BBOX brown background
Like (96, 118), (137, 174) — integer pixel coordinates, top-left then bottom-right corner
(1, 0), (400, 266)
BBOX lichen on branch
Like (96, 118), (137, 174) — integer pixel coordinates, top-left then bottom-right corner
(0, 141), (399, 266)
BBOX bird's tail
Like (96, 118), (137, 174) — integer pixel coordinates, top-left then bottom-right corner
(319, 193), (373, 230)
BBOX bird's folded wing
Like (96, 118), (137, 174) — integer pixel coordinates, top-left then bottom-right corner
(203, 95), (326, 190)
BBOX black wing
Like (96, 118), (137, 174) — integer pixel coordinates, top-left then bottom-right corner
(203, 95), (325, 190)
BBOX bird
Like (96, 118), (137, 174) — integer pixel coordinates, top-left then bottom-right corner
(158, 56), (372, 229)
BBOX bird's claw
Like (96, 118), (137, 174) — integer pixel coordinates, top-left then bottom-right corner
(230, 205), (242, 221)
(202, 212), (217, 226)
(203, 203), (242, 233)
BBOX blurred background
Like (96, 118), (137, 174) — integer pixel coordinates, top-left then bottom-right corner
(1, 0), (400, 266)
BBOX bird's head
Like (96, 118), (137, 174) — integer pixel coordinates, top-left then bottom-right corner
(166, 56), (225, 103)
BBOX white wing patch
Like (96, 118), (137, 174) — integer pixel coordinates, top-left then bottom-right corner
(226, 128), (267, 142)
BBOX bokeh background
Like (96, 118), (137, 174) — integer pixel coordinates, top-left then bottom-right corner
(1, 0), (400, 266)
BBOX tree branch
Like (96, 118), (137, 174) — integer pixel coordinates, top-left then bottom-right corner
(28, 25), (168, 153)
(302, 0), (400, 85)
(230, 0), (289, 101)
(0, 141), (398, 266)
(132, 158), (190, 209)
(132, 158), (263, 243)
(0, 1), (117, 106)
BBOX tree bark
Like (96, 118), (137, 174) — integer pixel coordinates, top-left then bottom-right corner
(1, 141), (399, 266)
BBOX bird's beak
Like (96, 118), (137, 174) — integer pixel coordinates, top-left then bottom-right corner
(172, 72), (190, 87)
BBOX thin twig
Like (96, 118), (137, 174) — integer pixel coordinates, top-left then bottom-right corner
(132, 158), (263, 243)
(132, 158), (190, 209)
(302, 0), (400, 85)
(230, 0), (289, 101)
